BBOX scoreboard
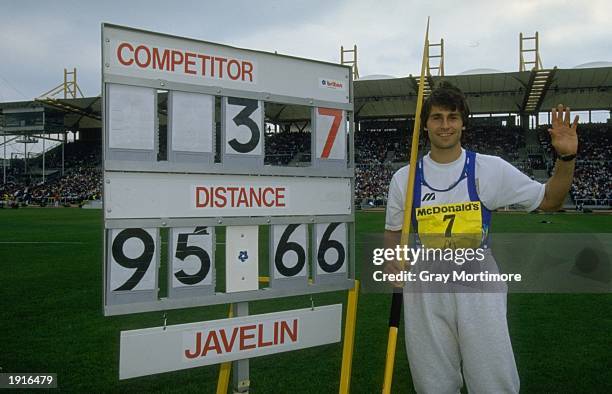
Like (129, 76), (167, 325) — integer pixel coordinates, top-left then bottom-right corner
(101, 24), (355, 316)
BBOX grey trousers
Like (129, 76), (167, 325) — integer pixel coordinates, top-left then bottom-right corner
(403, 292), (520, 394)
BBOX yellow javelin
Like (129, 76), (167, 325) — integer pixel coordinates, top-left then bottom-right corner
(381, 17), (430, 394)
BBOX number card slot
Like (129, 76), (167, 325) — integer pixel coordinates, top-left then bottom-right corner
(106, 228), (160, 305)
(312, 107), (346, 168)
(312, 222), (348, 284)
(168, 91), (214, 165)
(168, 226), (216, 298)
(221, 97), (264, 168)
(269, 224), (309, 289)
(106, 84), (157, 162)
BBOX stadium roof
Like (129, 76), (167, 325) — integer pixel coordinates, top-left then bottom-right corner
(0, 67), (610, 129)
(354, 67), (612, 119)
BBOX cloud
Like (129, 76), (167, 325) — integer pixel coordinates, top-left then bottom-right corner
(0, 0), (610, 102)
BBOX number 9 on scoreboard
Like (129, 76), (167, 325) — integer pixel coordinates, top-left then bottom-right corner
(106, 228), (159, 305)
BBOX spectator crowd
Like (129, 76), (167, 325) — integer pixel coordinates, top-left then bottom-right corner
(2, 123), (610, 209)
(1, 142), (102, 208)
(539, 123), (612, 205)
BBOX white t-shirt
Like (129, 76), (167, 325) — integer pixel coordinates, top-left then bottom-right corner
(385, 149), (545, 231)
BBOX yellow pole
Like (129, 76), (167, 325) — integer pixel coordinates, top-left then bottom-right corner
(216, 304), (234, 394)
(382, 17), (431, 394)
(339, 280), (360, 394)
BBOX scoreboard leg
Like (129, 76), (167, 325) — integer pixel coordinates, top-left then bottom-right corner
(339, 280), (360, 394)
(216, 304), (234, 394)
(232, 302), (250, 393)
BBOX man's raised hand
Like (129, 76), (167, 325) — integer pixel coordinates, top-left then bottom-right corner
(549, 104), (578, 156)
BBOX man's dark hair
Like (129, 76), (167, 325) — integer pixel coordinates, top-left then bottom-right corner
(421, 81), (470, 127)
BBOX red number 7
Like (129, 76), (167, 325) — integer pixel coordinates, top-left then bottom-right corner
(318, 108), (342, 158)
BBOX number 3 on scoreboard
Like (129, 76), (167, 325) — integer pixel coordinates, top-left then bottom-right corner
(315, 108), (346, 160)
(224, 97), (263, 155)
(109, 228), (159, 292)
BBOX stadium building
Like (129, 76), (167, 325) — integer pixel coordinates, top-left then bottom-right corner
(1, 50), (610, 210)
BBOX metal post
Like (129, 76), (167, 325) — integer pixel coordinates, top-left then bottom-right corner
(3, 135), (6, 184)
(535, 32), (539, 69)
(62, 133), (65, 176)
(216, 304), (234, 394)
(24, 140), (27, 176)
(519, 33), (523, 71)
(339, 280), (360, 394)
(42, 136), (46, 184)
(64, 68), (68, 99)
(232, 302), (250, 394)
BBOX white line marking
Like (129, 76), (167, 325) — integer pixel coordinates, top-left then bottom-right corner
(0, 241), (85, 244)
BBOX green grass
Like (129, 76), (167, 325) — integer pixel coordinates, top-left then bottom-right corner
(0, 209), (610, 393)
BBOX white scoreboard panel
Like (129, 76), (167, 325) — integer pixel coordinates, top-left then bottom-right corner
(168, 227), (215, 298)
(313, 108), (347, 168)
(106, 228), (159, 305)
(269, 224), (309, 289)
(313, 223), (348, 284)
(103, 24), (349, 105)
(222, 97), (264, 161)
(168, 91), (214, 164)
(102, 24), (355, 316)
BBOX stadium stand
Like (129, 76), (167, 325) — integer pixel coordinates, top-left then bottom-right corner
(0, 141), (102, 207)
(3, 122), (609, 209)
(1, 66), (610, 209)
(264, 130), (310, 165)
(538, 123), (612, 206)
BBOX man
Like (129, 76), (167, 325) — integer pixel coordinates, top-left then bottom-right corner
(384, 81), (578, 393)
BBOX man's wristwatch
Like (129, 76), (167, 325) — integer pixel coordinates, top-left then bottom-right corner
(558, 153), (577, 162)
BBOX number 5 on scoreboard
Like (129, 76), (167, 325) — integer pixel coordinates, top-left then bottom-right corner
(168, 226), (215, 298)
(314, 107), (346, 162)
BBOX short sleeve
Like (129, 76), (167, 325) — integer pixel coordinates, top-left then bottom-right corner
(479, 156), (545, 211)
(385, 167), (408, 231)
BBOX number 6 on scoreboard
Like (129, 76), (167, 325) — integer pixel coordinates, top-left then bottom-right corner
(269, 224), (309, 289)
(312, 222), (348, 284)
(313, 107), (346, 164)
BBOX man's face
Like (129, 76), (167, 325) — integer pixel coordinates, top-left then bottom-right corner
(426, 105), (464, 150)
